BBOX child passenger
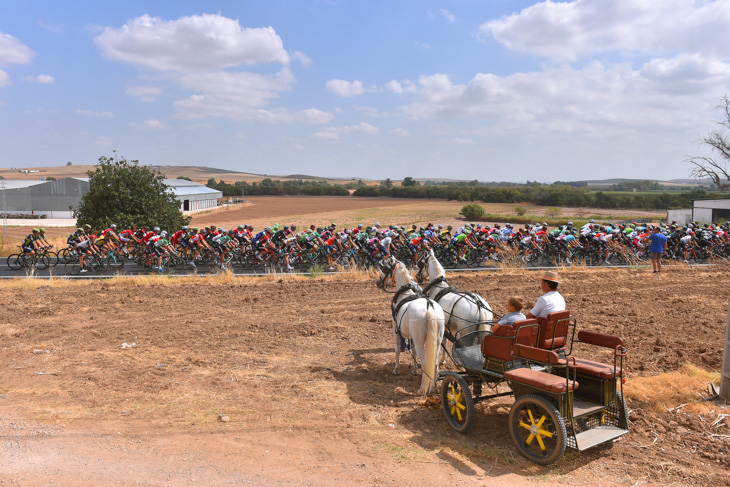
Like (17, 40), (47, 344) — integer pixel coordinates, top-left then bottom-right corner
(494, 297), (526, 333)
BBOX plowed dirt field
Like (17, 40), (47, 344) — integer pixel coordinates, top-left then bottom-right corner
(1, 266), (729, 486)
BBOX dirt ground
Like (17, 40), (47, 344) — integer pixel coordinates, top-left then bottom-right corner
(1, 266), (729, 486)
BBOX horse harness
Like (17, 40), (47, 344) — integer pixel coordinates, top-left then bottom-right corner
(390, 282), (436, 341)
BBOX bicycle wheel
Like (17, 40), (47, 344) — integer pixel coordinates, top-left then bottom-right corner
(35, 254), (51, 270)
(65, 260), (81, 275)
(7, 253), (23, 271)
(89, 255), (109, 273)
(44, 250), (59, 268)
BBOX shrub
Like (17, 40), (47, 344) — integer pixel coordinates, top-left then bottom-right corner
(459, 203), (485, 220)
(515, 206), (526, 216)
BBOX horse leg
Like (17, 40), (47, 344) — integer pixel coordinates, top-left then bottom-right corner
(393, 331), (401, 376)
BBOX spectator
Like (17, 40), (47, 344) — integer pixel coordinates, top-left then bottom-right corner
(649, 226), (667, 273)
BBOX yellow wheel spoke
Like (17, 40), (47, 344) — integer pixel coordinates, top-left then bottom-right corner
(536, 433), (546, 451)
(526, 434), (535, 445)
(536, 415), (547, 428)
(518, 421), (532, 431)
(528, 409), (536, 424)
(538, 428), (554, 438)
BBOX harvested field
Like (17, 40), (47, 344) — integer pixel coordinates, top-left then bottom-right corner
(0, 266), (728, 486)
(192, 196), (664, 231)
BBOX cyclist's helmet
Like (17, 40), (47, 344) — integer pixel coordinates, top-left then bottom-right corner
(237, 225), (244, 230)
(264, 226), (271, 232)
(438, 224), (443, 229)
(32, 228), (39, 233)
(357, 224), (363, 229)
(110, 224), (117, 229)
(39, 227), (46, 233)
(160, 231), (167, 237)
(89, 234), (97, 240)
(374, 222), (381, 228)
(345, 228), (352, 234)
(291, 225), (297, 230)
(153, 227), (160, 232)
(182, 226), (189, 231)
(283, 225), (289, 230)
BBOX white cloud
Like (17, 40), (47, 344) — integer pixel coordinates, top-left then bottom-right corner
(77, 109), (114, 118)
(0, 32), (33, 66)
(439, 9), (456, 24)
(0, 69), (9, 87)
(397, 55), (730, 136)
(385, 79), (417, 94)
(94, 136), (114, 146)
(415, 41), (431, 50)
(292, 51), (312, 68)
(326, 79), (377, 97)
(94, 14), (326, 123)
(129, 119), (164, 130)
(390, 128), (410, 137)
(23, 74), (54, 84)
(313, 122), (378, 141)
(479, 0), (730, 62)
(353, 105), (379, 117)
(94, 14), (290, 72)
(126, 84), (164, 102)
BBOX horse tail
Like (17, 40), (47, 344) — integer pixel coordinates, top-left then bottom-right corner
(478, 299), (494, 333)
(420, 305), (441, 396)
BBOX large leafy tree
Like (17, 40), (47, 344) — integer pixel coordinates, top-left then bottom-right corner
(74, 156), (190, 231)
(687, 95), (730, 191)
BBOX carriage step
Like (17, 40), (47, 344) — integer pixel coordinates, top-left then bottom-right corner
(574, 426), (629, 451)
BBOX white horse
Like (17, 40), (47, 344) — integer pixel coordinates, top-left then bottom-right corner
(376, 256), (446, 396)
(417, 249), (493, 346)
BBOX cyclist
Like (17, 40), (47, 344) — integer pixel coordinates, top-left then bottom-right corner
(21, 228), (41, 256)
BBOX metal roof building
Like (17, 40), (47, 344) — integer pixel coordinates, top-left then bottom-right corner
(0, 177), (222, 219)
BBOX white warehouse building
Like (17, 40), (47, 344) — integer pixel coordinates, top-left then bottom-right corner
(667, 198), (730, 226)
(0, 177), (222, 218)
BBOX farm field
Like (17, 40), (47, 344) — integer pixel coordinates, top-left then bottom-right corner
(192, 195), (664, 231)
(0, 266), (728, 486)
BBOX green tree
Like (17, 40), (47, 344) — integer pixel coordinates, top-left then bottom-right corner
(402, 176), (419, 187)
(459, 203), (485, 220)
(74, 156), (190, 230)
(177, 175), (193, 181)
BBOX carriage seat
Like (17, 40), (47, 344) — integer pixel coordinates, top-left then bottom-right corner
(481, 319), (539, 362)
(504, 368), (579, 394)
(573, 331), (625, 379)
(536, 310), (572, 350)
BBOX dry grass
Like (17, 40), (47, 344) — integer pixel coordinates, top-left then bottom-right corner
(625, 362), (721, 413)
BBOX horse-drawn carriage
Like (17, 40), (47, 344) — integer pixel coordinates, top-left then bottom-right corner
(376, 253), (629, 466)
(440, 311), (629, 465)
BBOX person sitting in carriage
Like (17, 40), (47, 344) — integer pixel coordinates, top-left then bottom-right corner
(524, 271), (565, 319)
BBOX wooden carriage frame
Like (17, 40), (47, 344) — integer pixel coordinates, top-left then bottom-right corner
(438, 311), (629, 466)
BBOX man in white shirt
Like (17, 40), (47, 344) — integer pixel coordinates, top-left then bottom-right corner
(525, 270), (566, 319)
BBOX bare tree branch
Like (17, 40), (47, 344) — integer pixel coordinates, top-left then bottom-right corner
(687, 94), (730, 191)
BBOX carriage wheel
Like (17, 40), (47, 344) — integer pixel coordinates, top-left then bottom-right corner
(509, 394), (566, 466)
(441, 373), (475, 433)
(617, 391), (630, 429)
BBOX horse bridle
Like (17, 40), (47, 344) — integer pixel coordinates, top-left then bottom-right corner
(416, 252), (431, 283)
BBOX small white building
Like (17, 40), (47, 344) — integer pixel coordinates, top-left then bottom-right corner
(667, 198), (730, 225)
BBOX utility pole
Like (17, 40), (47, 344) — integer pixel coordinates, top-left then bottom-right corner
(722, 296), (730, 400)
(1, 179), (6, 245)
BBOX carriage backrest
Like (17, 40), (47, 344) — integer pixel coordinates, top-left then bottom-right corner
(512, 344), (565, 365)
(481, 319), (539, 362)
(536, 310), (571, 350)
(577, 330), (624, 349)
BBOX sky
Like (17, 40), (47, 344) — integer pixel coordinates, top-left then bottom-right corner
(1, 0), (730, 183)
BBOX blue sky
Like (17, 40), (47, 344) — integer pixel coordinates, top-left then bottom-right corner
(1, 0), (730, 182)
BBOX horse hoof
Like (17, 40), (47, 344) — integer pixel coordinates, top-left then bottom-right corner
(411, 368), (418, 376)
(393, 369), (400, 376)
